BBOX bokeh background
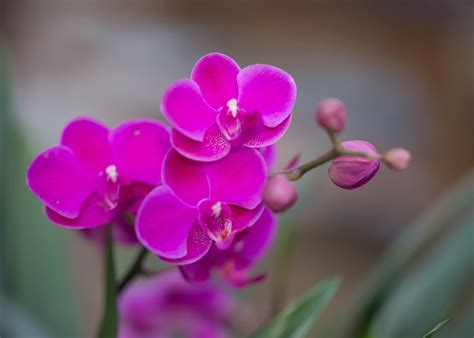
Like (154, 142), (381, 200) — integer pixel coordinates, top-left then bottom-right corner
(1, 1), (473, 337)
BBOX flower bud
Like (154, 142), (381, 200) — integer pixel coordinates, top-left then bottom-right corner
(328, 140), (380, 190)
(384, 147), (411, 171)
(315, 98), (347, 133)
(263, 175), (298, 213)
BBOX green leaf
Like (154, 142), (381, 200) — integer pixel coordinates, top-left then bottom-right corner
(99, 226), (118, 338)
(251, 277), (340, 338)
(337, 171), (474, 338)
(423, 318), (450, 338)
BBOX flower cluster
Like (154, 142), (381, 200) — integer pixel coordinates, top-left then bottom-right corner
(26, 53), (411, 295)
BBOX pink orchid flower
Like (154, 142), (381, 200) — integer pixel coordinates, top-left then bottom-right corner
(119, 269), (233, 338)
(136, 148), (267, 265)
(162, 53), (296, 162)
(180, 208), (276, 288)
(26, 118), (171, 237)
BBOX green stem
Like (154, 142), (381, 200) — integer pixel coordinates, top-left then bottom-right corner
(117, 247), (149, 293)
(275, 148), (381, 182)
(98, 225), (118, 338)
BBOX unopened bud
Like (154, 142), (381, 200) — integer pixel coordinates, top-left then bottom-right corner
(328, 140), (380, 190)
(263, 175), (298, 213)
(384, 148), (411, 171)
(315, 98), (347, 133)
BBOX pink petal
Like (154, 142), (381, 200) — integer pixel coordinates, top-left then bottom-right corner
(61, 117), (112, 174)
(229, 203), (265, 232)
(238, 64), (296, 128)
(111, 119), (171, 186)
(191, 53), (240, 110)
(160, 222), (212, 265)
(136, 186), (198, 259)
(161, 79), (218, 141)
(46, 192), (117, 229)
(206, 148), (267, 209)
(259, 145), (277, 171)
(234, 208), (276, 270)
(162, 149), (210, 206)
(171, 125), (231, 162)
(27, 146), (97, 218)
(179, 250), (214, 283)
(243, 114), (292, 148)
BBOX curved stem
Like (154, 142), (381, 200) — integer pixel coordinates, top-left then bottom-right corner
(117, 247), (149, 293)
(273, 133), (382, 182)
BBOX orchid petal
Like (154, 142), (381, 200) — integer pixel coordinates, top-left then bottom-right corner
(111, 119), (170, 186)
(136, 186), (198, 259)
(229, 203), (265, 232)
(160, 222), (212, 265)
(234, 208), (276, 270)
(61, 117), (112, 174)
(243, 114), (292, 148)
(46, 192), (117, 229)
(162, 149), (210, 206)
(191, 53), (240, 110)
(171, 125), (231, 162)
(161, 80), (218, 141)
(206, 148), (267, 209)
(27, 146), (97, 218)
(238, 64), (296, 128)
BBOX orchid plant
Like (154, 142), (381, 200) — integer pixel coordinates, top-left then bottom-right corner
(26, 53), (411, 338)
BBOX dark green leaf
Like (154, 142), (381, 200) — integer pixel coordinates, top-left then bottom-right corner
(251, 277), (340, 338)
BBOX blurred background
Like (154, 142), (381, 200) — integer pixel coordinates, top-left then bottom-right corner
(1, 1), (473, 337)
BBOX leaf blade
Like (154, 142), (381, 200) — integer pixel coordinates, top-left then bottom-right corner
(252, 277), (340, 338)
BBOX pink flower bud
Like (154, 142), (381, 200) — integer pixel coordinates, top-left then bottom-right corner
(384, 147), (411, 171)
(328, 140), (380, 190)
(263, 175), (298, 213)
(315, 98), (347, 133)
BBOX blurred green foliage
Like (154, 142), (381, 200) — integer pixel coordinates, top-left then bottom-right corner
(0, 47), (79, 337)
(252, 277), (339, 338)
(338, 171), (474, 338)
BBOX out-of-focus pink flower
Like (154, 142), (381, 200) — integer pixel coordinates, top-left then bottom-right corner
(328, 140), (380, 190)
(384, 147), (411, 171)
(26, 118), (171, 234)
(162, 53), (296, 162)
(315, 98), (347, 133)
(119, 269), (233, 338)
(263, 175), (298, 213)
(136, 148), (267, 265)
(180, 208), (276, 288)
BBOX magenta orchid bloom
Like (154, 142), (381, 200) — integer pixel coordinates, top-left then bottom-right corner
(180, 208), (276, 288)
(162, 53), (297, 162)
(26, 118), (171, 231)
(119, 269), (233, 338)
(136, 148), (267, 265)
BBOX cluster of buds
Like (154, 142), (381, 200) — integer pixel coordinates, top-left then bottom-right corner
(263, 97), (411, 212)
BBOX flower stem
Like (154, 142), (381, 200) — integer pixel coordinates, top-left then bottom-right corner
(98, 225), (118, 338)
(117, 247), (149, 293)
(274, 132), (382, 181)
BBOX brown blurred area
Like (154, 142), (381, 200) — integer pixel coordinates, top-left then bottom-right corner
(3, 0), (473, 336)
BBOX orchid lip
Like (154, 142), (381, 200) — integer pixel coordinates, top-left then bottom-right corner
(197, 199), (233, 243)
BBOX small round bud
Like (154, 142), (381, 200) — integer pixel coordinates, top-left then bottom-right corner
(263, 175), (298, 213)
(328, 140), (380, 190)
(315, 98), (347, 133)
(384, 148), (411, 171)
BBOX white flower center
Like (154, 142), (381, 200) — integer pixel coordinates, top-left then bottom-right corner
(105, 164), (119, 183)
(211, 201), (222, 218)
(226, 98), (239, 118)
